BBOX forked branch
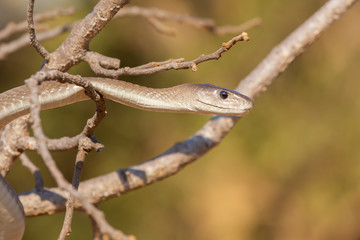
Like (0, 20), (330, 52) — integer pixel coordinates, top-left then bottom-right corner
(84, 32), (250, 77)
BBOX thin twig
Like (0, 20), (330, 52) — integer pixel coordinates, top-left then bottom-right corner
(59, 141), (88, 239)
(116, 6), (214, 29)
(90, 215), (103, 240)
(59, 101), (106, 239)
(120, 32), (249, 75)
(19, 134), (82, 151)
(213, 18), (262, 35)
(0, 23), (74, 60)
(145, 17), (177, 36)
(27, 0), (50, 59)
(115, 6), (261, 35)
(85, 32), (250, 78)
(0, 7), (74, 42)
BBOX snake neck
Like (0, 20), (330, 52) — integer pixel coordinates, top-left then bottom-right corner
(89, 78), (192, 113)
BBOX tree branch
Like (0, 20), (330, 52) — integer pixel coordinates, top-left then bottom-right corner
(46, 0), (130, 71)
(18, 134), (82, 151)
(27, 0), (50, 59)
(116, 6), (261, 35)
(0, 23), (74, 60)
(59, 140), (88, 239)
(85, 32), (250, 78)
(0, 7), (74, 42)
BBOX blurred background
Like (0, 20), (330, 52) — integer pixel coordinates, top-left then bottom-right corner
(1, 0), (360, 239)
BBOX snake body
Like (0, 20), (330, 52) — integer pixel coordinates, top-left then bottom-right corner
(0, 175), (25, 240)
(0, 78), (253, 239)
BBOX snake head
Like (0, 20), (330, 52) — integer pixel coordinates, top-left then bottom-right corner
(192, 84), (253, 116)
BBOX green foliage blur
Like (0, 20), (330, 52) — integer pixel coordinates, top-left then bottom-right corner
(1, 0), (360, 239)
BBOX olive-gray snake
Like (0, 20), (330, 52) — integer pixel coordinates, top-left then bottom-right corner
(0, 78), (253, 239)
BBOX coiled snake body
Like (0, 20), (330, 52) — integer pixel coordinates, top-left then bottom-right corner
(0, 78), (253, 240)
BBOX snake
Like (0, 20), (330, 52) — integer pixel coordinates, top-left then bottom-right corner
(0, 77), (253, 240)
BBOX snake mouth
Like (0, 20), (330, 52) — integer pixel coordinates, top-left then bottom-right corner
(196, 99), (253, 115)
(196, 99), (234, 110)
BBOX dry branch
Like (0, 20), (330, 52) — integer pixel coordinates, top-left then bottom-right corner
(18, 134), (82, 151)
(88, 32), (250, 78)
(0, 7), (74, 41)
(46, 0), (131, 71)
(0, 23), (74, 60)
(59, 140), (88, 239)
(27, 0), (50, 59)
(116, 6), (261, 35)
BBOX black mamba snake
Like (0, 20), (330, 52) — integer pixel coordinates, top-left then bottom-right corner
(0, 77), (253, 239)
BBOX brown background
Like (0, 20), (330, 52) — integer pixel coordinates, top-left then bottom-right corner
(1, 0), (360, 239)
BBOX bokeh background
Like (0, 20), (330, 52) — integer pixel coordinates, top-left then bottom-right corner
(1, 0), (360, 239)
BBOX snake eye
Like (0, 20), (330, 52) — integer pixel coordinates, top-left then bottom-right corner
(219, 90), (228, 99)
